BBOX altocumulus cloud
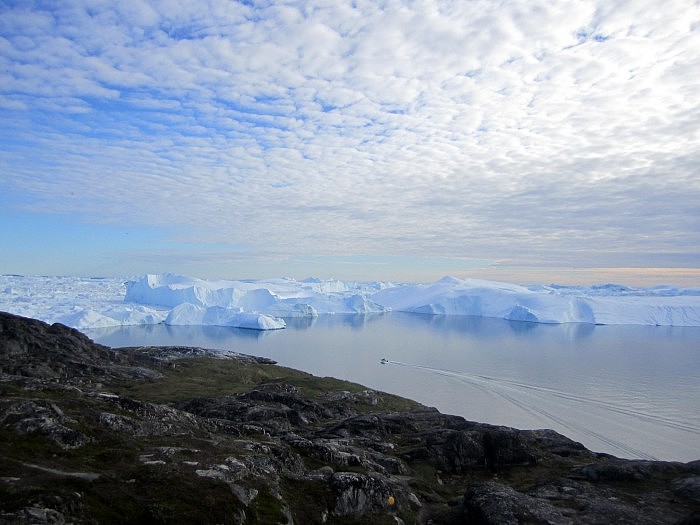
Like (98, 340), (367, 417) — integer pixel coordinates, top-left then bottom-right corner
(0, 0), (699, 273)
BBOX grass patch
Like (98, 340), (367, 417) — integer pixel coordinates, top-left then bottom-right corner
(248, 486), (287, 524)
(113, 359), (327, 402)
(110, 357), (422, 414)
(84, 468), (245, 524)
(282, 478), (334, 524)
(326, 513), (404, 525)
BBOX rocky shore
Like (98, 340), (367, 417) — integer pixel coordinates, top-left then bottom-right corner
(1, 311), (698, 524)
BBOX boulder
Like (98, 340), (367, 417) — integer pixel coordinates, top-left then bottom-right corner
(463, 481), (572, 524)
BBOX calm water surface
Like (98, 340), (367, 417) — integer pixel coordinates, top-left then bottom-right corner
(87, 313), (700, 462)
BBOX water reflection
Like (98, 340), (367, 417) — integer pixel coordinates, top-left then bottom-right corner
(88, 321), (282, 347)
(87, 313), (676, 350)
(506, 319), (539, 334)
(384, 312), (595, 340)
(283, 316), (317, 330)
(315, 313), (389, 330)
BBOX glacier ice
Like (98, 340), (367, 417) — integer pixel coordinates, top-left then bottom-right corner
(1, 273), (699, 330)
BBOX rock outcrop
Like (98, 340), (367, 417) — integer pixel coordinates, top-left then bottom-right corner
(1, 311), (698, 524)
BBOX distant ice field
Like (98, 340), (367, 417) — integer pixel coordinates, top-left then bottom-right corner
(1, 273), (699, 330)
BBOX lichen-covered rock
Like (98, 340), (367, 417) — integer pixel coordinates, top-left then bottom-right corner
(482, 428), (535, 470)
(527, 477), (684, 525)
(19, 506), (66, 525)
(409, 428), (485, 472)
(672, 476), (700, 503)
(463, 481), (572, 525)
(329, 471), (396, 516)
(0, 399), (89, 448)
(576, 458), (687, 482)
(0, 311), (152, 384)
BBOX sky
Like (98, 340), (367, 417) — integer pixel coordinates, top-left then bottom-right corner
(1, 0), (699, 286)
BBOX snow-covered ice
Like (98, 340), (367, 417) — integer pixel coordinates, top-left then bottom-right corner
(1, 273), (699, 330)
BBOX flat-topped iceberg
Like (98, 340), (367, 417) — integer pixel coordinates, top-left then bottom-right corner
(125, 273), (387, 320)
(1, 273), (699, 330)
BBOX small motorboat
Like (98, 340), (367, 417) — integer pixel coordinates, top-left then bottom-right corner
(380, 358), (389, 364)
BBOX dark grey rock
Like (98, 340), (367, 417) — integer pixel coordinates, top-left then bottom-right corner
(329, 471), (396, 516)
(673, 476), (700, 503)
(463, 481), (572, 524)
(576, 459), (686, 482)
(0, 399), (89, 449)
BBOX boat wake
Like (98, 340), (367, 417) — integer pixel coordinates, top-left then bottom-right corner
(381, 359), (700, 461)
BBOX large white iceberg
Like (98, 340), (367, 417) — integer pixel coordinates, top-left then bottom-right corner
(1, 273), (699, 330)
(125, 273), (387, 320)
(164, 303), (285, 330)
(371, 276), (596, 323)
(371, 276), (700, 326)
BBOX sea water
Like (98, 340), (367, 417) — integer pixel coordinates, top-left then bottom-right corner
(87, 312), (700, 462)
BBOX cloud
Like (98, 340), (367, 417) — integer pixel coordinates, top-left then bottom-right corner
(1, 0), (699, 276)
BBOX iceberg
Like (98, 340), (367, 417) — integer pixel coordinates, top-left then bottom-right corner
(370, 277), (599, 324)
(164, 303), (285, 330)
(124, 273), (388, 322)
(1, 273), (699, 330)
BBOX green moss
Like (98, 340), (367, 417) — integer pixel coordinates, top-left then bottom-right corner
(0, 428), (75, 472)
(79, 466), (246, 524)
(282, 478), (334, 525)
(110, 357), (422, 414)
(112, 359), (305, 402)
(326, 513), (404, 525)
(419, 504), (465, 525)
(249, 486), (287, 524)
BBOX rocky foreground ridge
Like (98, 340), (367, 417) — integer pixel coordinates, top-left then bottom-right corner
(1, 311), (698, 524)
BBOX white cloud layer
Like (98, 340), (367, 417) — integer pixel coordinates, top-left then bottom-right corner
(1, 0), (699, 276)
